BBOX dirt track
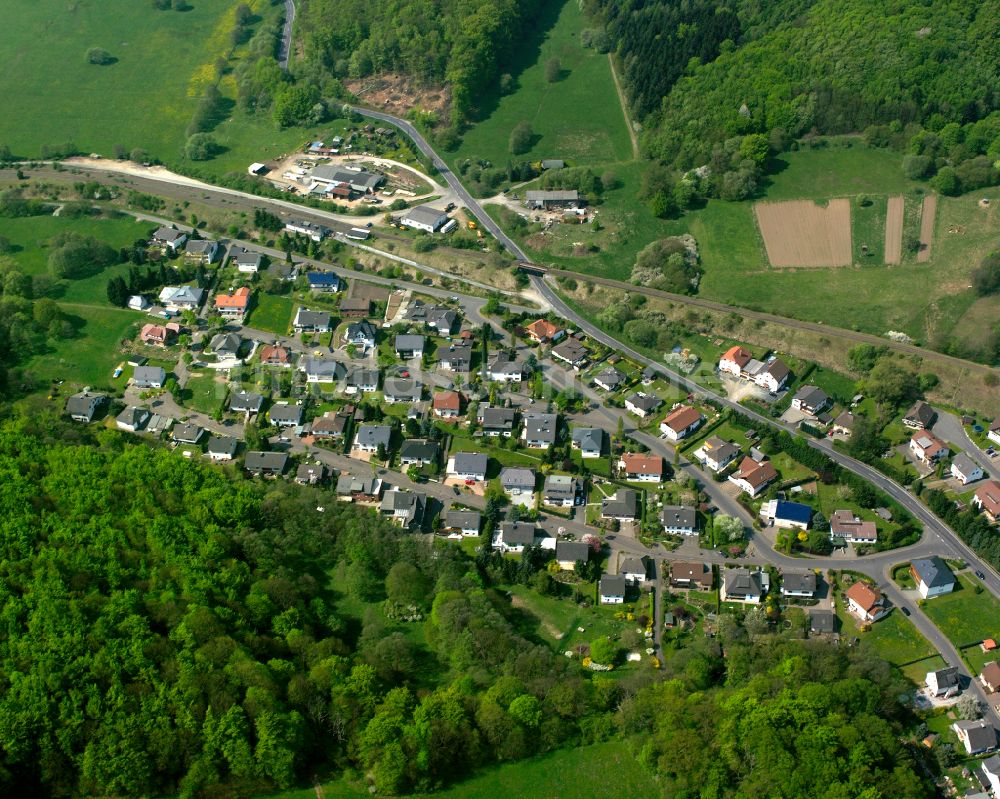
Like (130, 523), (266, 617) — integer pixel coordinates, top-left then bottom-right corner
(917, 194), (937, 262)
(884, 195), (904, 264)
(755, 199), (852, 267)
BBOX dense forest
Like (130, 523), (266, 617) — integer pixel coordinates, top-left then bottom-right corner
(0, 409), (935, 798)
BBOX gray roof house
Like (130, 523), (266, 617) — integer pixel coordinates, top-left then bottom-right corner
(380, 489), (425, 529)
(903, 400), (937, 430)
(171, 423), (205, 445)
(551, 338), (589, 368)
(336, 474), (383, 499)
(209, 332), (243, 358)
(791, 385), (830, 415)
(116, 406), (150, 432)
(660, 505), (697, 535)
(232, 247), (264, 272)
(344, 320), (378, 348)
(445, 510), (481, 537)
(383, 377), (423, 404)
(910, 556), (956, 598)
(65, 391), (106, 422)
(496, 521), (536, 552)
(522, 412), (559, 448)
(555, 540), (590, 568)
(399, 439), (441, 466)
(268, 402), (303, 427)
(488, 353), (524, 382)
(500, 467), (536, 494)
(184, 238), (218, 262)
(133, 365), (166, 389)
(229, 391), (264, 415)
(152, 226), (188, 250)
(571, 427), (605, 458)
(346, 367), (380, 393)
(293, 308), (332, 332)
(244, 451), (289, 476)
(781, 571), (817, 597)
(601, 489), (639, 520)
(295, 463), (327, 485)
(301, 357), (347, 383)
(448, 451), (489, 481)
(543, 474), (578, 506)
(480, 405), (516, 436)
(400, 205), (450, 233)
(593, 367), (626, 391)
(354, 424), (392, 452)
(206, 434), (238, 461)
(625, 392), (662, 417)
(721, 568), (765, 603)
(440, 341), (473, 372)
(952, 719), (998, 756)
(394, 334), (425, 359)
(599, 574), (627, 604)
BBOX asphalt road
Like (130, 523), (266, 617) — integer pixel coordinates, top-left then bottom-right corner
(278, 0), (296, 70)
(933, 409), (1000, 481)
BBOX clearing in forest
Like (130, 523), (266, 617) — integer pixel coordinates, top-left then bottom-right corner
(884, 195), (904, 264)
(917, 194), (937, 262)
(754, 199), (853, 267)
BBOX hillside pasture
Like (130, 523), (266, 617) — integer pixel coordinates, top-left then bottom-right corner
(755, 199), (853, 267)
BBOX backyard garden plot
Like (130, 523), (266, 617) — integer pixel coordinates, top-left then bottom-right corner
(754, 199), (853, 267)
(917, 194), (937, 263)
(884, 195), (904, 264)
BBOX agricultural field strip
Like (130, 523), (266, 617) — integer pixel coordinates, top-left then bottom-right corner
(754, 199), (853, 267)
(917, 195), (937, 263)
(884, 196), (904, 265)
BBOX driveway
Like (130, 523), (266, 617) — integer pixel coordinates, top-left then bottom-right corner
(933, 409), (1000, 480)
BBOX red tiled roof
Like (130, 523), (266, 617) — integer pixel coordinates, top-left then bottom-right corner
(662, 405), (701, 433)
(620, 452), (663, 475)
(215, 286), (251, 309)
(721, 346), (752, 367)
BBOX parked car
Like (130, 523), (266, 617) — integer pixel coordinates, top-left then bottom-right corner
(976, 570), (986, 579)
(901, 607), (911, 616)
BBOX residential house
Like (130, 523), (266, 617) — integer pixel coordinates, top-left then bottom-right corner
(781, 571), (817, 598)
(980, 661), (1000, 692)
(394, 334), (425, 359)
(951, 452), (984, 485)
(694, 436), (740, 472)
(404, 300), (458, 334)
(171, 423), (205, 445)
(158, 285), (204, 312)
(910, 431), (949, 463)
(295, 464), (327, 485)
(624, 392), (662, 418)
(495, 521), (537, 553)
(445, 510), (481, 537)
(343, 320), (378, 350)
(140, 323), (174, 346)
(829, 510), (878, 544)
(730, 455), (778, 497)
(268, 402), (303, 428)
(620, 556), (647, 585)
(718, 346), (752, 378)
(910, 556), (956, 599)
(845, 581), (889, 622)
(832, 411), (855, 436)
(522, 412), (559, 449)
(791, 385), (830, 416)
(670, 561), (712, 591)
(380, 489), (425, 529)
(229, 391), (264, 417)
(488, 354), (524, 383)
(306, 272), (342, 292)
(759, 499), (812, 530)
(400, 205), (450, 233)
(524, 190), (580, 210)
(721, 568), (765, 604)
(303, 357), (345, 385)
(345, 367), (379, 394)
(593, 367), (626, 392)
(601, 489), (639, 521)
(127, 295), (150, 311)
(543, 474), (578, 507)
(809, 611), (837, 635)
(231, 248), (263, 274)
(152, 226), (187, 252)
(555, 540), (590, 571)
(659, 405), (703, 441)
(903, 400), (937, 430)
(353, 424), (392, 453)
(339, 297), (371, 318)
(293, 308), (332, 333)
(284, 219), (330, 241)
(336, 475), (383, 502)
(550, 338), (589, 369)
(260, 345), (291, 367)
(981, 755), (1000, 796)
(447, 451), (488, 482)
(500, 467), (536, 496)
(599, 574), (627, 604)
(973, 480), (1000, 522)
(383, 377), (423, 404)
(214, 287), (251, 320)
(925, 667), (961, 698)
(311, 411), (350, 439)
(208, 332), (243, 358)
(116, 406), (150, 433)
(952, 719), (997, 756)
(432, 391), (462, 419)
(184, 238), (218, 263)
(572, 427), (604, 458)
(440, 341), (473, 372)
(750, 358), (791, 393)
(206, 435), (238, 461)
(65, 391), (106, 423)
(133, 365), (166, 388)
(660, 506), (697, 535)
(244, 451), (289, 476)
(480, 406), (516, 437)
(400, 439), (441, 467)
(525, 318), (563, 344)
(988, 416), (1000, 447)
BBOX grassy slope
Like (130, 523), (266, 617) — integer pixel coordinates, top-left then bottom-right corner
(921, 573), (1000, 649)
(450, 0), (632, 168)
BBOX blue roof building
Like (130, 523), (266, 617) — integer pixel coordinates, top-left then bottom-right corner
(760, 499), (813, 530)
(306, 272), (342, 291)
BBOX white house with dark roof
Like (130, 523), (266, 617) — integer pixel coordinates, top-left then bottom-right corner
(447, 451), (488, 482)
(543, 474), (578, 507)
(951, 452), (984, 485)
(551, 338), (589, 369)
(925, 666), (961, 698)
(445, 510), (481, 537)
(394, 334), (425, 359)
(343, 320), (377, 349)
(660, 506), (697, 535)
(720, 568), (765, 604)
(229, 391), (264, 416)
(988, 416), (1000, 447)
(480, 406), (516, 437)
(244, 451), (289, 476)
(694, 436), (740, 472)
(133, 365), (166, 389)
(65, 391), (106, 422)
(380, 489), (425, 529)
(488, 354), (524, 383)
(116, 406), (150, 433)
(345, 367), (380, 394)
(952, 719), (997, 756)
(399, 439), (440, 467)
(171, 423), (205, 445)
(791, 385), (830, 416)
(293, 308), (332, 333)
(522, 412), (559, 448)
(500, 467), (536, 496)
(206, 435), (238, 461)
(184, 238), (218, 263)
(353, 424), (392, 453)
(495, 521), (537, 553)
(903, 400), (937, 430)
(909, 556), (955, 599)
(400, 205), (450, 233)
(599, 574), (627, 604)
(781, 571), (817, 598)
(152, 227), (188, 252)
(593, 367), (625, 392)
(624, 392), (662, 418)
(555, 540), (590, 571)
(383, 377), (423, 404)
(268, 402), (303, 428)
(572, 427), (604, 458)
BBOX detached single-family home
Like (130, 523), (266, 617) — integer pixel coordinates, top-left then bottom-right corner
(599, 574), (627, 604)
(400, 439), (441, 467)
(522, 412), (559, 449)
(380, 489), (425, 529)
(593, 367), (626, 392)
(781, 571), (817, 598)
(345, 367), (380, 394)
(601, 489), (639, 521)
(268, 402), (303, 428)
(616, 452), (663, 483)
(809, 611), (837, 635)
(952, 719), (997, 756)
(925, 666), (961, 698)
(982, 755), (1000, 797)
(244, 451), (289, 477)
(791, 385), (830, 416)
(208, 332), (243, 359)
(500, 467), (536, 496)
(65, 391), (106, 422)
(214, 287), (251, 319)
(171, 423), (205, 445)
(336, 475), (383, 502)
(555, 540), (590, 571)
(293, 308), (332, 333)
(394, 334), (425, 360)
(759, 499), (812, 530)
(721, 568), (765, 604)
(694, 436), (740, 472)
(447, 451), (488, 482)
(312, 411), (351, 439)
(551, 338), (589, 369)
(343, 320), (378, 349)
(353, 424), (392, 453)
(845, 581), (889, 622)
(440, 341), (473, 372)
(525, 318), (563, 344)
(543, 474), (578, 507)
(981, 661), (1000, 693)
(572, 427), (604, 458)
(729, 455), (778, 497)
(295, 464), (327, 485)
(903, 400), (937, 430)
(670, 561), (712, 590)
(973, 480), (1000, 522)
(620, 556), (647, 585)
(128, 295), (151, 311)
(301, 357), (346, 384)
(659, 405), (703, 441)
(951, 452), (984, 485)
(718, 346), (752, 377)
(260, 345), (291, 367)
(152, 226), (188, 252)
(284, 219), (329, 241)
(488, 354), (524, 383)
(624, 392), (662, 418)
(116, 405), (150, 433)
(445, 510), (482, 537)
(660, 505), (697, 535)
(832, 411), (855, 436)
(229, 391), (264, 417)
(750, 358), (790, 393)
(829, 509), (878, 544)
(988, 416), (1000, 447)
(140, 323), (174, 347)
(306, 272), (342, 292)
(158, 285), (204, 312)
(383, 377), (423, 404)
(910, 431), (949, 463)
(425, 307), (458, 336)
(495, 521), (537, 553)
(133, 365), (166, 389)
(340, 297), (371, 318)
(910, 556), (956, 599)
(232, 248), (263, 273)
(432, 391), (462, 419)
(184, 238), (218, 263)
(206, 435), (238, 461)
(480, 406), (516, 437)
